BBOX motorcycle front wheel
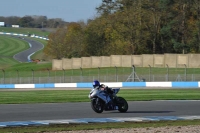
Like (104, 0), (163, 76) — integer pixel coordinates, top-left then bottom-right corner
(91, 98), (104, 113)
(116, 97), (128, 113)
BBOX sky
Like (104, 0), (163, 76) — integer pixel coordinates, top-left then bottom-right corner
(0, 0), (102, 22)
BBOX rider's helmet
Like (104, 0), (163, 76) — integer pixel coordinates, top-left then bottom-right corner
(93, 80), (100, 88)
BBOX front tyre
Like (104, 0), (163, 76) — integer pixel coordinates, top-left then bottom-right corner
(91, 98), (104, 113)
(117, 97), (128, 113)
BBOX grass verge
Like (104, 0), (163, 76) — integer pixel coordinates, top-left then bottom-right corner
(0, 89), (200, 104)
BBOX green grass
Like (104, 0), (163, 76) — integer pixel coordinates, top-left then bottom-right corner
(0, 33), (51, 69)
(3, 62), (52, 71)
(0, 27), (52, 69)
(0, 35), (30, 68)
(0, 89), (200, 104)
(0, 36), (29, 56)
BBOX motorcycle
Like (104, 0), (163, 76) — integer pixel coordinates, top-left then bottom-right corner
(88, 87), (128, 113)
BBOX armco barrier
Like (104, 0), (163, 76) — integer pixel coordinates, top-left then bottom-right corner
(0, 82), (200, 89)
(0, 32), (49, 40)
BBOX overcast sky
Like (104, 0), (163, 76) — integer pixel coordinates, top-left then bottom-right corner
(0, 0), (102, 22)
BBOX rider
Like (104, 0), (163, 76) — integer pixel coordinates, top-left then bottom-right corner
(92, 80), (114, 109)
(92, 80), (113, 95)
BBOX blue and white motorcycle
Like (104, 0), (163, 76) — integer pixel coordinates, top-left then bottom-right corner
(88, 87), (128, 113)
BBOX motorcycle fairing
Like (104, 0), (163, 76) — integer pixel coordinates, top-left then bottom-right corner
(113, 88), (120, 94)
(97, 91), (111, 104)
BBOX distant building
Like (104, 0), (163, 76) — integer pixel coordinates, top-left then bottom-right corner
(12, 25), (20, 28)
(0, 22), (5, 27)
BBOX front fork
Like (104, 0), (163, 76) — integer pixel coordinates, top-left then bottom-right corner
(92, 98), (103, 105)
(95, 98), (99, 105)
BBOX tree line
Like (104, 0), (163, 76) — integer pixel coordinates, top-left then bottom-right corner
(0, 15), (67, 28)
(43, 0), (200, 59)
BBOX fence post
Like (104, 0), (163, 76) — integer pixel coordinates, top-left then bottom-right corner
(31, 69), (34, 83)
(16, 70), (19, 84)
(166, 64), (169, 81)
(115, 66), (118, 82)
(47, 68), (50, 83)
(80, 67), (83, 82)
(2, 69), (5, 84)
(184, 64), (187, 81)
(132, 65), (135, 82)
(62, 69), (65, 83)
(98, 67), (100, 80)
(148, 65), (151, 81)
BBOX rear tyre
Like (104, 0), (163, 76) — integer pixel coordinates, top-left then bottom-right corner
(91, 98), (104, 113)
(117, 97), (128, 113)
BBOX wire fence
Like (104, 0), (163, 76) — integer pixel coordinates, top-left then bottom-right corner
(1, 66), (200, 84)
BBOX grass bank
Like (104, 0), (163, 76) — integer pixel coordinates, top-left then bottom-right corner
(0, 27), (52, 69)
(0, 35), (29, 68)
(0, 35), (51, 70)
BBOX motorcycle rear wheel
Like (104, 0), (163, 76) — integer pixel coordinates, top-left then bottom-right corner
(117, 97), (128, 113)
(91, 98), (104, 113)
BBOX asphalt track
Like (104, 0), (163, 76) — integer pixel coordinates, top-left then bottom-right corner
(13, 36), (44, 62)
(0, 100), (200, 122)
